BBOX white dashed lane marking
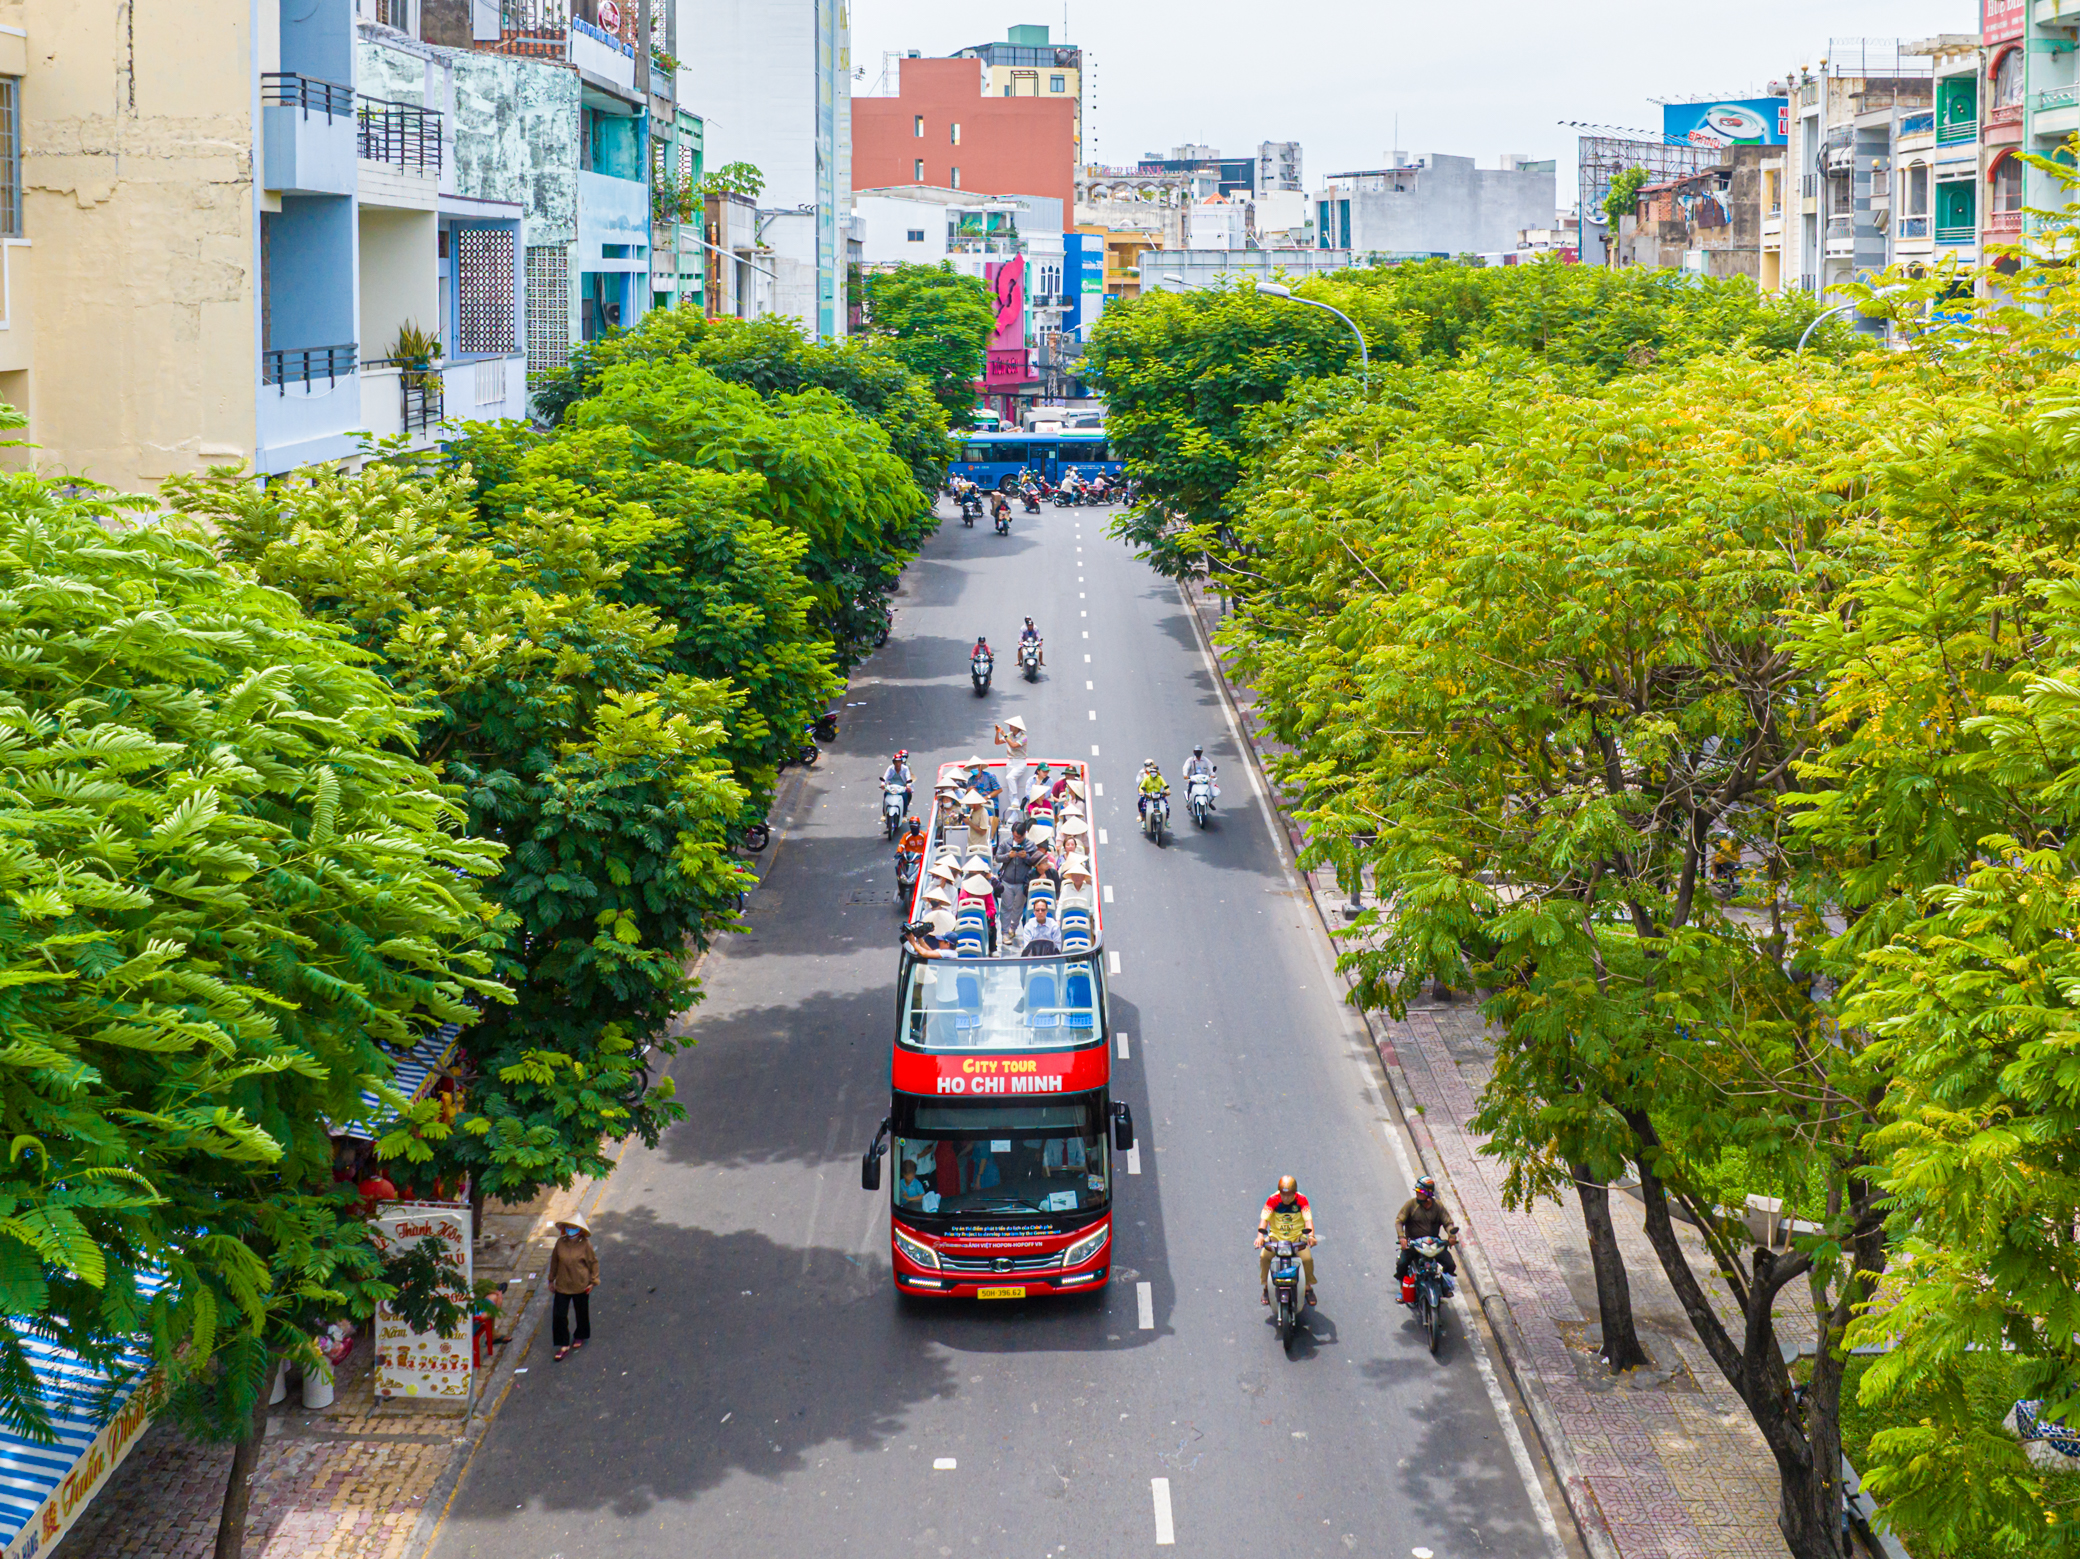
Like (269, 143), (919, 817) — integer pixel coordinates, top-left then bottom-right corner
(1102, 884), (1114, 903)
(1126, 1143), (1141, 1174)
(933, 1458), (956, 1471)
(1108, 950), (1122, 974)
(1152, 1479), (1175, 1545)
(1117, 1029), (1129, 1058)
(1089, 709), (1097, 720)
(1137, 1281), (1155, 1328)
(1098, 829), (1108, 845)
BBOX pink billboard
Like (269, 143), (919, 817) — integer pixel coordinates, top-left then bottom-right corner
(1985, 0), (2023, 45)
(984, 257), (1030, 388)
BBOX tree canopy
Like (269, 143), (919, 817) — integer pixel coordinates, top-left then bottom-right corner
(856, 262), (999, 429)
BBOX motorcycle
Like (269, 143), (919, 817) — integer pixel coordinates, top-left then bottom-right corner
(780, 709), (840, 772)
(1186, 769), (1218, 828)
(895, 844), (921, 903)
(960, 493), (983, 527)
(1263, 1235), (1309, 1344)
(1019, 640), (1042, 681)
(1405, 1235), (1454, 1356)
(1021, 489), (1041, 514)
(971, 650), (994, 695)
(1141, 790), (1169, 847)
(994, 508), (1012, 536)
(1052, 487), (1076, 508)
(881, 780), (909, 841)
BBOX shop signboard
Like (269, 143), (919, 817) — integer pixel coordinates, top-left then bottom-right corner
(1985, 0), (2024, 45)
(1662, 99), (1789, 148)
(2, 1372), (162, 1559)
(368, 1203), (473, 1403)
(984, 256), (1031, 389)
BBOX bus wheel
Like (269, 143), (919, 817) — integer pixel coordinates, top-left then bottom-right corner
(998, 475), (1018, 492)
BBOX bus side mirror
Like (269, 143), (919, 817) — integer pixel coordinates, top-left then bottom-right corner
(862, 1116), (890, 1192)
(1111, 1103), (1134, 1153)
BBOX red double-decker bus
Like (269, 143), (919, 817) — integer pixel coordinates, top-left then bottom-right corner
(861, 757), (1132, 1300)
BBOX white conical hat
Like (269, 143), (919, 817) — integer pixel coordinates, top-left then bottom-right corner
(923, 885), (954, 906)
(1059, 816), (1089, 835)
(926, 908), (957, 935)
(961, 874), (994, 895)
(960, 789), (987, 806)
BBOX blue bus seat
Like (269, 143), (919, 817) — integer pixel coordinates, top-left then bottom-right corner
(1025, 971), (1059, 1029)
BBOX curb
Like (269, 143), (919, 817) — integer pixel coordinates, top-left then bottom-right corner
(397, 760), (820, 1559)
(1178, 579), (1619, 1559)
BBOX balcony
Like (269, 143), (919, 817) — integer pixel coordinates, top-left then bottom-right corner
(357, 96), (442, 209)
(1824, 214), (1855, 258)
(259, 344), (361, 474)
(485, 1), (638, 96)
(1936, 115), (1979, 146)
(1936, 223), (1976, 245)
(1897, 110), (1935, 141)
(1985, 208), (2024, 236)
(1896, 215), (1930, 239)
(262, 73), (358, 195)
(2038, 0), (2080, 28)
(2034, 85), (2080, 139)
(264, 342), (357, 390)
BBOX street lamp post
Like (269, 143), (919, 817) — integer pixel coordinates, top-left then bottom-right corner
(1160, 273), (1370, 392)
(1796, 298), (1863, 354)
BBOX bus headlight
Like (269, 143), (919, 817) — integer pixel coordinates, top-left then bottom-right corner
(1061, 1223), (1109, 1269)
(892, 1226), (940, 1270)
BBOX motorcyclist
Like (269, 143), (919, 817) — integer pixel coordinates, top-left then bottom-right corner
(1181, 745), (1215, 811)
(990, 490), (1012, 525)
(1136, 759), (1169, 824)
(1255, 1175), (1317, 1308)
(883, 750), (914, 816)
(1019, 616), (1045, 669)
(971, 635), (993, 674)
(896, 815), (929, 888)
(1393, 1175), (1459, 1295)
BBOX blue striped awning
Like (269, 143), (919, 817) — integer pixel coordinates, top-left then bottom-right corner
(336, 1022), (463, 1136)
(0, 1321), (156, 1555)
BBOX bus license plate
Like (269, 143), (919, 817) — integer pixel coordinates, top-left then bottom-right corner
(978, 1286), (1026, 1300)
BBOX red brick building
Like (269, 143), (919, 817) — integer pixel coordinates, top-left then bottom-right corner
(852, 59), (1075, 214)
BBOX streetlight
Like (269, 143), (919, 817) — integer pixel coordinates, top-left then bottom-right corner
(1161, 273), (1370, 392)
(1796, 298), (1863, 353)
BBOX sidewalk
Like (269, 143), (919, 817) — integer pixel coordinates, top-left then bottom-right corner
(1182, 579), (1810, 1559)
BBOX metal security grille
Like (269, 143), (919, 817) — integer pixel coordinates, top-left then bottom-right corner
(0, 79), (18, 238)
(525, 244), (570, 382)
(457, 229), (515, 355)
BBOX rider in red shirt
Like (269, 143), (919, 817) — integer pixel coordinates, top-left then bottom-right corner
(1254, 1175), (1318, 1306)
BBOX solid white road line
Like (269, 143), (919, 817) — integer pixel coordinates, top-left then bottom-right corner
(1137, 1281), (1155, 1329)
(1117, 1029), (1129, 1058)
(1126, 1143), (1141, 1174)
(1151, 1479), (1175, 1545)
(1103, 884), (1114, 903)
(1470, 1335), (1568, 1557)
(1109, 950), (1122, 974)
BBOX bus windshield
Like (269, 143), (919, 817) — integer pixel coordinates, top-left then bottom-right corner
(902, 954), (1102, 1052)
(892, 1094), (1110, 1217)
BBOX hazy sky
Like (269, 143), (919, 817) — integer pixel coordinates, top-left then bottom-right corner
(851, 0), (1975, 204)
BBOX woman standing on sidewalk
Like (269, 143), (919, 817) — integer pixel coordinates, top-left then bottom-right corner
(550, 1212), (598, 1361)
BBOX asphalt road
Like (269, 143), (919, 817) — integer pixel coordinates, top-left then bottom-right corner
(429, 499), (1566, 1559)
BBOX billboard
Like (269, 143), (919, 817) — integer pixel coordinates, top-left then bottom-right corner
(1662, 99), (1789, 148)
(984, 257), (1032, 388)
(1986, 0), (2025, 46)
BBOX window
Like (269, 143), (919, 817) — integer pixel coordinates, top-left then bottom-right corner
(455, 228), (516, 356)
(951, 167), (961, 189)
(0, 78), (17, 238)
(891, 1095), (1110, 1219)
(1003, 84), (1013, 97)
(1049, 73), (1065, 92)
(1992, 49), (2024, 110)
(951, 122), (961, 145)
(525, 244), (570, 383)
(904, 958), (1099, 1051)
(1906, 162), (1929, 216)
(914, 115), (924, 137)
(914, 158), (924, 181)
(906, 228), (925, 242)
(1992, 154), (2024, 216)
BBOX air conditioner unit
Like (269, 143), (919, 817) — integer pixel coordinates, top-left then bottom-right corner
(1871, 207), (1890, 231)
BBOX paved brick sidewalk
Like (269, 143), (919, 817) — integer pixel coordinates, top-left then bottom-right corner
(1184, 579), (1813, 1559)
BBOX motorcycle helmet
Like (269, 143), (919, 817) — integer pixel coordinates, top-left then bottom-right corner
(1192, 745), (1204, 758)
(894, 749), (908, 762)
(1275, 1175), (1300, 1199)
(1414, 1175), (1437, 1200)
(905, 815), (921, 831)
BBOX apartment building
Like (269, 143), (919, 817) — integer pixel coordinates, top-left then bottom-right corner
(852, 56), (1076, 215)
(1313, 154), (1556, 261)
(953, 25), (1083, 166)
(684, 0), (851, 339)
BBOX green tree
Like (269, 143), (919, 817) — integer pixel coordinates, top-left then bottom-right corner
(1213, 354), (1912, 1558)
(166, 459), (746, 1225)
(0, 467), (506, 1556)
(1602, 165), (1649, 228)
(695, 160), (764, 200)
(857, 262), (998, 428)
(568, 356), (934, 670)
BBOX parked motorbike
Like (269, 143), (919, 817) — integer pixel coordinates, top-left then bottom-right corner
(1142, 790), (1170, 847)
(882, 780), (909, 840)
(780, 709), (840, 772)
(1263, 1235), (1309, 1344)
(1020, 640), (1042, 681)
(1405, 1234), (1454, 1356)
(971, 649), (994, 695)
(1186, 768), (1218, 828)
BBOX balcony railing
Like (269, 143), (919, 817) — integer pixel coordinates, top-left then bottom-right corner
(358, 96), (443, 171)
(402, 373), (444, 433)
(262, 72), (354, 120)
(1897, 215), (1930, 238)
(1985, 207), (2024, 233)
(1898, 110), (1935, 137)
(2036, 86), (2079, 112)
(1936, 116), (1978, 145)
(1936, 223), (1975, 244)
(263, 343), (357, 391)
(1826, 214), (1854, 234)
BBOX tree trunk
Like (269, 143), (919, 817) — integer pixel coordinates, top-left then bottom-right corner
(213, 1374), (272, 1559)
(1571, 1162), (1650, 1372)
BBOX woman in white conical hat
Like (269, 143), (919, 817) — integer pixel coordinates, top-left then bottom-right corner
(996, 715), (1030, 810)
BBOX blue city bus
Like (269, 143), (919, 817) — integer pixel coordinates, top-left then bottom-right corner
(949, 431), (1122, 491)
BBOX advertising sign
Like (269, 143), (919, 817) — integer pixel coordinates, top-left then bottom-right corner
(368, 1203), (473, 1403)
(1662, 99), (1789, 148)
(892, 1044), (1112, 1097)
(2, 1373), (163, 1559)
(1985, 0), (2025, 45)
